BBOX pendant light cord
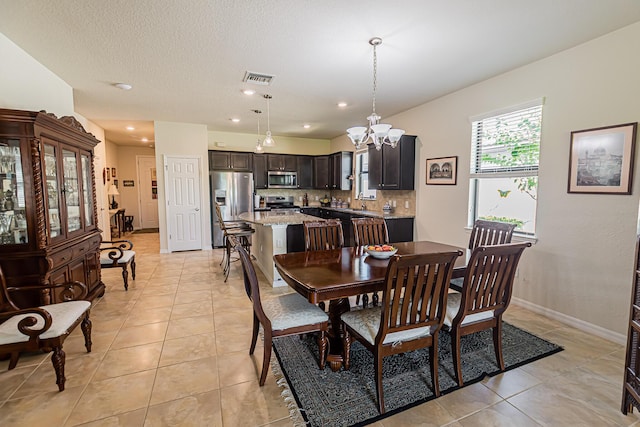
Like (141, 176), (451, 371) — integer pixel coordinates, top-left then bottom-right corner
(372, 42), (377, 116)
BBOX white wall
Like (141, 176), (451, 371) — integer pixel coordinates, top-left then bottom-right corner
(338, 22), (640, 339)
(114, 145), (156, 230)
(154, 121), (209, 253)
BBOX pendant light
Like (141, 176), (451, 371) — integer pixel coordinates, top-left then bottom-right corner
(253, 109), (263, 153)
(347, 37), (405, 151)
(262, 94), (275, 147)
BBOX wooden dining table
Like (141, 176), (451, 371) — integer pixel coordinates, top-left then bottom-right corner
(273, 240), (467, 371)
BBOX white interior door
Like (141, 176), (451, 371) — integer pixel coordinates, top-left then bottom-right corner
(137, 156), (159, 229)
(165, 156), (202, 252)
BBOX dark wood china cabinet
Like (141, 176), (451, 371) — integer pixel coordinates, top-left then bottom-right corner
(0, 108), (103, 308)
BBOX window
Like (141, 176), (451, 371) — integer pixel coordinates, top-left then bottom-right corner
(355, 150), (376, 200)
(469, 100), (543, 235)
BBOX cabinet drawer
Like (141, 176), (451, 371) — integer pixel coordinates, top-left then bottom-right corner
(73, 241), (91, 258)
(49, 250), (72, 266)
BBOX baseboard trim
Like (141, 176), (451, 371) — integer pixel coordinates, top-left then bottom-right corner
(511, 297), (626, 345)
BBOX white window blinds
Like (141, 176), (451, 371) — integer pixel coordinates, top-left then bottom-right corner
(470, 103), (543, 178)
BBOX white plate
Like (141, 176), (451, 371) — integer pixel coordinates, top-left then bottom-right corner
(364, 247), (398, 259)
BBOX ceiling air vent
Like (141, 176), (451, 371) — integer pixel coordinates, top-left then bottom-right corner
(243, 71), (274, 86)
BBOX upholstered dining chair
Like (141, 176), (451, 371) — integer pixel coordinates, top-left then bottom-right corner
(352, 217), (389, 307)
(341, 250), (462, 414)
(214, 202), (254, 281)
(231, 236), (329, 386)
(444, 242), (531, 386)
(0, 266), (92, 391)
(100, 239), (136, 290)
(303, 219), (344, 251)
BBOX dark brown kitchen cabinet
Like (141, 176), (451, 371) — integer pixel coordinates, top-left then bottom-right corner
(267, 154), (297, 171)
(314, 156), (330, 189)
(252, 154), (267, 189)
(368, 135), (416, 190)
(209, 150), (252, 171)
(296, 156), (314, 189)
(0, 108), (103, 308)
(330, 151), (353, 191)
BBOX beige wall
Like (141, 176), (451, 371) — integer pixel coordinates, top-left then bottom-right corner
(208, 130), (331, 155)
(332, 22), (640, 341)
(154, 121), (209, 253)
(113, 145), (156, 230)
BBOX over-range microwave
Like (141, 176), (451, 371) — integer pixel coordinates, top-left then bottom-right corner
(268, 171), (297, 188)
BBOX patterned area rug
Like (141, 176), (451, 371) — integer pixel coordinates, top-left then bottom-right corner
(272, 322), (562, 427)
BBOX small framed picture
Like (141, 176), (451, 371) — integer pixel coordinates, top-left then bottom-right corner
(568, 122), (638, 194)
(106, 168), (110, 181)
(426, 156), (458, 185)
(111, 167), (116, 178)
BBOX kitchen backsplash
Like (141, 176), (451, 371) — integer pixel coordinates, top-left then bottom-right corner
(255, 188), (416, 216)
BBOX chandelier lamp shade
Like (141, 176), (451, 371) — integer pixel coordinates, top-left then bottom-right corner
(262, 94), (275, 147)
(347, 37), (405, 151)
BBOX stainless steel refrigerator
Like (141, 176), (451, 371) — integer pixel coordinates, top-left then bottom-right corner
(210, 171), (254, 248)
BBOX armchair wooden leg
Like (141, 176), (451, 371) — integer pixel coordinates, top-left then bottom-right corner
(131, 257), (136, 280)
(249, 315), (259, 355)
(451, 330), (463, 387)
(342, 329), (352, 370)
(493, 321), (504, 371)
(317, 330), (327, 370)
(51, 346), (66, 392)
(8, 352), (19, 370)
(430, 332), (440, 397)
(81, 313), (92, 353)
(375, 352), (385, 414)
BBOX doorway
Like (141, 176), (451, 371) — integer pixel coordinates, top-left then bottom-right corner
(136, 156), (160, 230)
(164, 155), (203, 252)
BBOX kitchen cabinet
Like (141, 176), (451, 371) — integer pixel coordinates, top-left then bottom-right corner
(252, 154), (267, 189)
(209, 150), (252, 171)
(267, 154), (297, 171)
(296, 156), (314, 189)
(368, 135), (416, 190)
(314, 156), (330, 189)
(0, 108), (103, 308)
(330, 151), (353, 191)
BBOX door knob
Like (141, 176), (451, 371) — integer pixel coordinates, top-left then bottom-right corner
(195, 208), (200, 211)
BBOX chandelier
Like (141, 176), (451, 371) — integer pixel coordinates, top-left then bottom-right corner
(253, 109), (263, 153)
(347, 37), (405, 151)
(262, 94), (275, 147)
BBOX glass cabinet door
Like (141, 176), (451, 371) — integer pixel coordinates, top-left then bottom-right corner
(62, 149), (81, 233)
(0, 139), (28, 245)
(44, 143), (62, 238)
(81, 153), (93, 227)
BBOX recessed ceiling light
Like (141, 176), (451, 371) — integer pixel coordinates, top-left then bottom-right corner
(338, 102), (347, 108)
(141, 137), (148, 142)
(303, 124), (311, 129)
(230, 118), (240, 123)
(114, 83), (132, 91)
(242, 89), (255, 95)
(126, 126), (135, 131)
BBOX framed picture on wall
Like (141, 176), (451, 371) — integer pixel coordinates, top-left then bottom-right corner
(111, 167), (116, 178)
(426, 156), (457, 185)
(568, 122), (638, 194)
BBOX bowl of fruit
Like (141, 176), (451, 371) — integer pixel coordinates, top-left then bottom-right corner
(364, 244), (398, 259)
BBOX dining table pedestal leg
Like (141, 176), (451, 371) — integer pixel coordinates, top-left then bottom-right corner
(326, 297), (351, 372)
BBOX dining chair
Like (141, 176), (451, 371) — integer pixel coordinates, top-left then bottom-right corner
(0, 266), (92, 391)
(444, 242), (531, 386)
(341, 249), (462, 414)
(303, 219), (344, 251)
(231, 236), (329, 386)
(214, 202), (254, 281)
(352, 217), (389, 307)
(100, 239), (136, 290)
(468, 219), (517, 250)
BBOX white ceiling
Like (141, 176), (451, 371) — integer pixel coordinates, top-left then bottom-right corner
(1, 1), (640, 146)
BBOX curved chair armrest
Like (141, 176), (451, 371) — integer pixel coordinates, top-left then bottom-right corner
(100, 245), (125, 262)
(8, 280), (89, 301)
(102, 239), (134, 250)
(0, 307), (53, 338)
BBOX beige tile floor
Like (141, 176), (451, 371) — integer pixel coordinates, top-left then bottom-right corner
(1, 231), (639, 426)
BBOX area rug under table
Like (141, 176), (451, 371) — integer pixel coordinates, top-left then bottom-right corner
(272, 322), (563, 427)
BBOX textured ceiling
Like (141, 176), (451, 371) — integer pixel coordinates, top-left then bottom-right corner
(1, 1), (640, 146)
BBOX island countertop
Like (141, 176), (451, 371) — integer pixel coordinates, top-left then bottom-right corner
(237, 211), (320, 226)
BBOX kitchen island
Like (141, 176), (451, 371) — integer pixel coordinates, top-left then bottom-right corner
(237, 211), (320, 287)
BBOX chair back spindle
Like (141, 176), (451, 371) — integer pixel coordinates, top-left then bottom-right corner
(352, 217), (389, 247)
(468, 219), (517, 250)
